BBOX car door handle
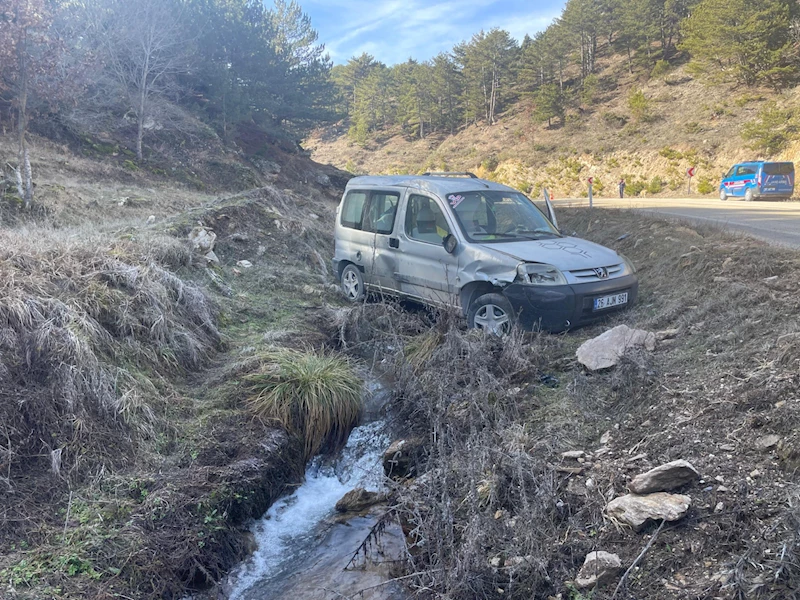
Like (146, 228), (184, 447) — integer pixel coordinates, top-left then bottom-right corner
(389, 238), (399, 248)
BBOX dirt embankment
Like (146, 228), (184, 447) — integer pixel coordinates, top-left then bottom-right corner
(334, 210), (800, 600)
(0, 134), (354, 599)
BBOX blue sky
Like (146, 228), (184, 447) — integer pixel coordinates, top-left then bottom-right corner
(300, 0), (566, 65)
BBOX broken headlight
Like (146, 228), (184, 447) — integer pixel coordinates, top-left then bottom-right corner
(516, 263), (567, 286)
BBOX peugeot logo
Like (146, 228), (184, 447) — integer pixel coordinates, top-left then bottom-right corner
(593, 267), (609, 279)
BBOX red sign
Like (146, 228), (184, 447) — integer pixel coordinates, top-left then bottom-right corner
(687, 167), (696, 177)
(587, 177), (594, 185)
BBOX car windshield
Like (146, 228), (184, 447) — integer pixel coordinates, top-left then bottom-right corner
(445, 190), (559, 243)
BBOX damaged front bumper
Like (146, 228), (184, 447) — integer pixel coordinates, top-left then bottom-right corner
(503, 274), (639, 333)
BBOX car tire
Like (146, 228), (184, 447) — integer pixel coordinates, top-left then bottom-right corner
(467, 293), (514, 336)
(341, 264), (365, 302)
(744, 188), (754, 202)
(719, 189), (727, 201)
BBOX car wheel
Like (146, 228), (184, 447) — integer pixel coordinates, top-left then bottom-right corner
(719, 189), (727, 201)
(744, 188), (754, 202)
(341, 264), (365, 302)
(468, 293), (514, 336)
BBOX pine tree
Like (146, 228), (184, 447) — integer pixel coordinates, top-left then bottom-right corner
(681, 0), (797, 87)
(533, 84), (564, 127)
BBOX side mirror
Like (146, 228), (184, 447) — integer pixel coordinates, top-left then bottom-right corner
(443, 234), (458, 254)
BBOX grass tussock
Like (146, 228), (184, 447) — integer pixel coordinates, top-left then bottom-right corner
(245, 349), (363, 460)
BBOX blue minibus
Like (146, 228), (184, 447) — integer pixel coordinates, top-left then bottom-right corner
(719, 161), (794, 201)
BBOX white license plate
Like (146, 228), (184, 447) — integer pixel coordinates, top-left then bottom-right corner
(593, 292), (628, 311)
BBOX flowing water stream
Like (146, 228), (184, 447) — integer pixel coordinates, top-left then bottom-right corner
(223, 379), (408, 600)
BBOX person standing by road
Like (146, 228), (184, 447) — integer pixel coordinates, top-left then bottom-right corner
(618, 178), (626, 198)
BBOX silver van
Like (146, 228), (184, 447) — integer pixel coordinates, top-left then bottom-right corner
(332, 173), (638, 333)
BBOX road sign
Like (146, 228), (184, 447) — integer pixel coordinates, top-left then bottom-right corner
(687, 167), (696, 178)
(588, 177), (594, 185)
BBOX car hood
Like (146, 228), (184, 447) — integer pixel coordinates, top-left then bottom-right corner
(478, 237), (623, 270)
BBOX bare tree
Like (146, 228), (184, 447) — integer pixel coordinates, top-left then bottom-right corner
(0, 0), (54, 209)
(90, 0), (190, 161)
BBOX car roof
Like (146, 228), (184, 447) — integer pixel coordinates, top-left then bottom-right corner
(345, 174), (520, 197)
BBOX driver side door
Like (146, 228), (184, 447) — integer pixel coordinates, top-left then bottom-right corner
(391, 194), (460, 307)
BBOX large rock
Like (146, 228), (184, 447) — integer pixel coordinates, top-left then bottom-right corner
(334, 487), (385, 513)
(383, 438), (425, 479)
(576, 325), (656, 370)
(629, 460), (699, 494)
(606, 493), (691, 531)
(576, 551), (622, 589)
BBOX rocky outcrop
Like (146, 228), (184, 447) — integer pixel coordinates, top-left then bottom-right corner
(629, 460), (700, 494)
(383, 438), (425, 479)
(576, 325), (656, 370)
(606, 493), (691, 531)
(576, 551), (622, 589)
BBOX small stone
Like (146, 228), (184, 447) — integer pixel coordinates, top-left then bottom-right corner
(656, 328), (680, 341)
(721, 257), (734, 271)
(146, 215), (156, 224)
(494, 510), (505, 520)
(749, 469), (761, 478)
(562, 450), (585, 459)
(719, 444), (735, 452)
(755, 435), (780, 451)
(601, 431), (613, 445)
(775, 401), (786, 409)
(189, 227), (217, 253)
(629, 460), (700, 494)
(236, 260), (254, 268)
(640, 420), (653, 427)
(490, 556), (503, 568)
(714, 502), (724, 513)
(717, 485), (729, 492)
(204, 250), (220, 264)
(575, 551), (622, 589)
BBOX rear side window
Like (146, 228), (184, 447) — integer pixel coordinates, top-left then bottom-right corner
(340, 191), (368, 229)
(763, 162), (794, 175)
(736, 166), (757, 176)
(363, 192), (400, 234)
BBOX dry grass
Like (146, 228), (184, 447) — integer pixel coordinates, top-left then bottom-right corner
(0, 224), (221, 490)
(245, 349), (363, 460)
(327, 207), (800, 600)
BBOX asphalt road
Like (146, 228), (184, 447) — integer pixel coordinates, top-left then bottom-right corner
(551, 196), (800, 248)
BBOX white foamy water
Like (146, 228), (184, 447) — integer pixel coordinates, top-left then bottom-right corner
(226, 413), (390, 600)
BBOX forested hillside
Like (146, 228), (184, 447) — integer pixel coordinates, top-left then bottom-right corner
(309, 0), (800, 197)
(0, 0), (336, 210)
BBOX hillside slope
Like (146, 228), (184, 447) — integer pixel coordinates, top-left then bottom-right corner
(306, 54), (800, 199)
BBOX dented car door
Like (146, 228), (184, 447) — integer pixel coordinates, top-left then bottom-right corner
(389, 193), (459, 306)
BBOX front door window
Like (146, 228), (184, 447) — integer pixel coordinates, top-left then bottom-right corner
(405, 195), (450, 244)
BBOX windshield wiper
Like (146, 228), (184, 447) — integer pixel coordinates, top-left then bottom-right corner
(513, 229), (561, 238)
